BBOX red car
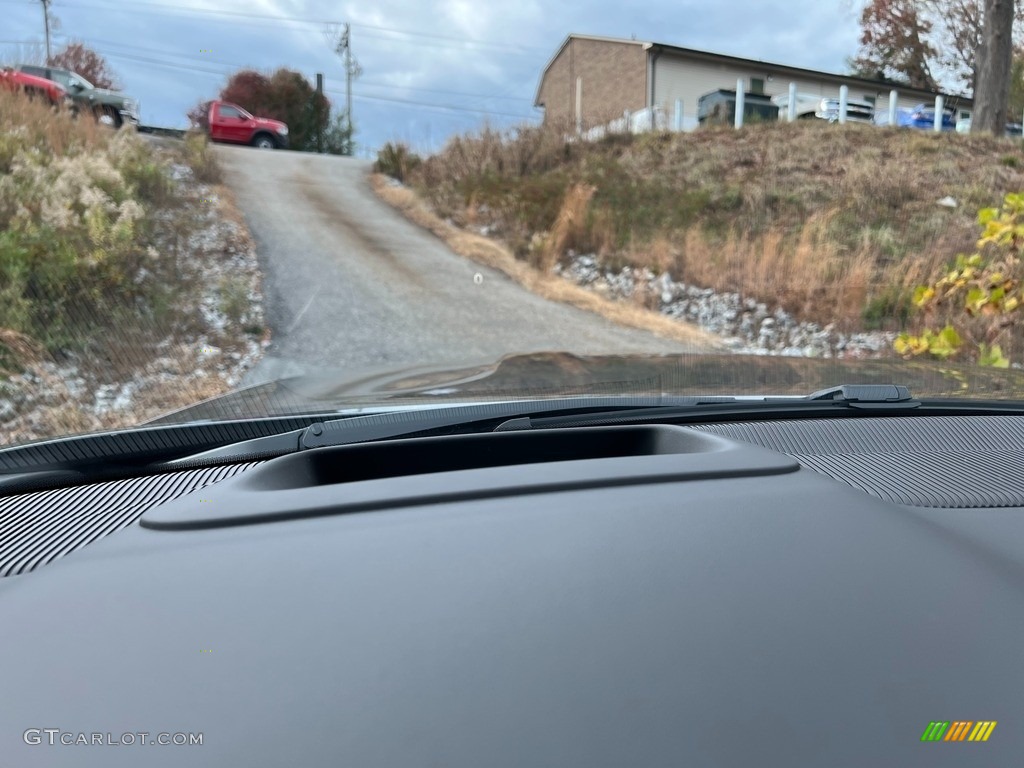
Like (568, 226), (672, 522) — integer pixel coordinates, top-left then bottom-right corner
(0, 66), (67, 106)
(206, 100), (289, 149)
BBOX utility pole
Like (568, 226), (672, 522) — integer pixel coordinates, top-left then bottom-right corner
(316, 72), (324, 154)
(335, 23), (362, 134)
(41, 0), (52, 64)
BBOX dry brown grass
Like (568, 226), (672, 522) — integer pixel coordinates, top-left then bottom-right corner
(0, 89), (106, 159)
(370, 175), (722, 350)
(397, 120), (1024, 334)
(538, 183), (596, 271)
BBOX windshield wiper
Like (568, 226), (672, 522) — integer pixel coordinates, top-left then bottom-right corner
(5, 384), (1023, 494)
(171, 386), (917, 464)
(0, 395), (729, 490)
(492, 385), (922, 430)
(165, 395), (738, 467)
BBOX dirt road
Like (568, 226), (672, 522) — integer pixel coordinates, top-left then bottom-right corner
(214, 146), (704, 387)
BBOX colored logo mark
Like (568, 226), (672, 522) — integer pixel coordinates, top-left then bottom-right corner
(921, 721), (997, 742)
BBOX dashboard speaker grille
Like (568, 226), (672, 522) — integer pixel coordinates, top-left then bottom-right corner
(692, 415), (1024, 508)
(0, 462), (263, 577)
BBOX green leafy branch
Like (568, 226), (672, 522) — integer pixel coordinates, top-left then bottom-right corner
(895, 193), (1024, 368)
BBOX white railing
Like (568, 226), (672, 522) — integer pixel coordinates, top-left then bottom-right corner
(570, 81), (965, 141)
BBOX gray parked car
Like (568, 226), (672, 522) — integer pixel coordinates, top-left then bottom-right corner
(17, 65), (139, 127)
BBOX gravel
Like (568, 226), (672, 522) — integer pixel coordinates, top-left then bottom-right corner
(554, 253), (896, 359)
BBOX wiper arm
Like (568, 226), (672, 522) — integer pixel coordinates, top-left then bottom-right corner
(0, 395), (733, 491)
(167, 386), (921, 463)
(167, 395), (737, 467)
(491, 384), (924, 431)
(806, 384), (915, 404)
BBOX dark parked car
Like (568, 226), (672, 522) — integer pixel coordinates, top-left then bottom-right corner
(698, 88), (779, 125)
(17, 65), (139, 127)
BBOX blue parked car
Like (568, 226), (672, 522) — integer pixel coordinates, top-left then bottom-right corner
(895, 103), (957, 131)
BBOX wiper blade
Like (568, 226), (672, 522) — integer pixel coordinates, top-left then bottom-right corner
(492, 384), (924, 430)
(165, 385), (920, 463)
(0, 395), (732, 490)
(167, 395), (737, 467)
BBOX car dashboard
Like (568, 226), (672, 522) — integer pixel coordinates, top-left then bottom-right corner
(1, 414), (1021, 766)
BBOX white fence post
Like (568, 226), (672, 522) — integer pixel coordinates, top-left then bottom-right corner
(623, 109), (630, 134)
(788, 82), (797, 122)
(838, 85), (849, 124)
(888, 89), (899, 126)
(674, 99), (683, 131)
(934, 95), (944, 132)
(735, 79), (745, 129)
(575, 77), (583, 135)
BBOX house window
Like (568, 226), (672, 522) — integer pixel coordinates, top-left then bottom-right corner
(864, 96), (876, 106)
(960, 111), (971, 119)
(750, 78), (765, 95)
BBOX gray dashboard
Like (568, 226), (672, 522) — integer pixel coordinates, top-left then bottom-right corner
(1, 417), (1020, 766)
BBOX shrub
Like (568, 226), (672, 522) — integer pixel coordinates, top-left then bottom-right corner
(895, 193), (1024, 367)
(0, 90), (185, 358)
(184, 131), (222, 184)
(374, 142), (421, 183)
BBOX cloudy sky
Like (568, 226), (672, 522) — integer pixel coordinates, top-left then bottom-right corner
(2, 0), (864, 155)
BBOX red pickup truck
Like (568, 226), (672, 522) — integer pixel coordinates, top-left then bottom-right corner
(207, 100), (289, 149)
(0, 66), (68, 106)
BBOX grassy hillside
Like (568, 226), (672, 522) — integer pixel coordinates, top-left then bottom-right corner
(393, 122), (1024, 341)
(0, 90), (221, 376)
(0, 90), (271, 443)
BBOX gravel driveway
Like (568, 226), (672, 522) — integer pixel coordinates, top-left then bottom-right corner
(214, 146), (696, 387)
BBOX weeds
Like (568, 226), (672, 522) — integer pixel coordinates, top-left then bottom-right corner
(398, 119), (1024, 332)
(374, 142), (421, 183)
(184, 131), (222, 184)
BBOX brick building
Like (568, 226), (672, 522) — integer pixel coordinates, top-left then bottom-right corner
(534, 34), (973, 131)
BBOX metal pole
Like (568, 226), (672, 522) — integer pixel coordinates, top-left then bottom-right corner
(888, 90), (899, 126)
(788, 82), (797, 122)
(934, 95), (944, 132)
(838, 85), (849, 124)
(41, 0), (51, 64)
(316, 72), (324, 153)
(674, 98), (682, 131)
(735, 78), (745, 129)
(344, 24), (352, 130)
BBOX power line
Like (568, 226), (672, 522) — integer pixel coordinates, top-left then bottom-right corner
(358, 81), (533, 102)
(348, 24), (548, 54)
(96, 50), (228, 77)
(54, 0), (338, 26)
(53, 0), (548, 54)
(332, 89), (537, 120)
(73, 45), (539, 119)
(82, 37), (535, 104)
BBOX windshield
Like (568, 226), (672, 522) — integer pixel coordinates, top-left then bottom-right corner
(3, 1), (1024, 449)
(69, 72), (94, 90)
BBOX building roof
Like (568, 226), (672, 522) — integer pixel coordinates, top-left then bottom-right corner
(534, 33), (973, 109)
